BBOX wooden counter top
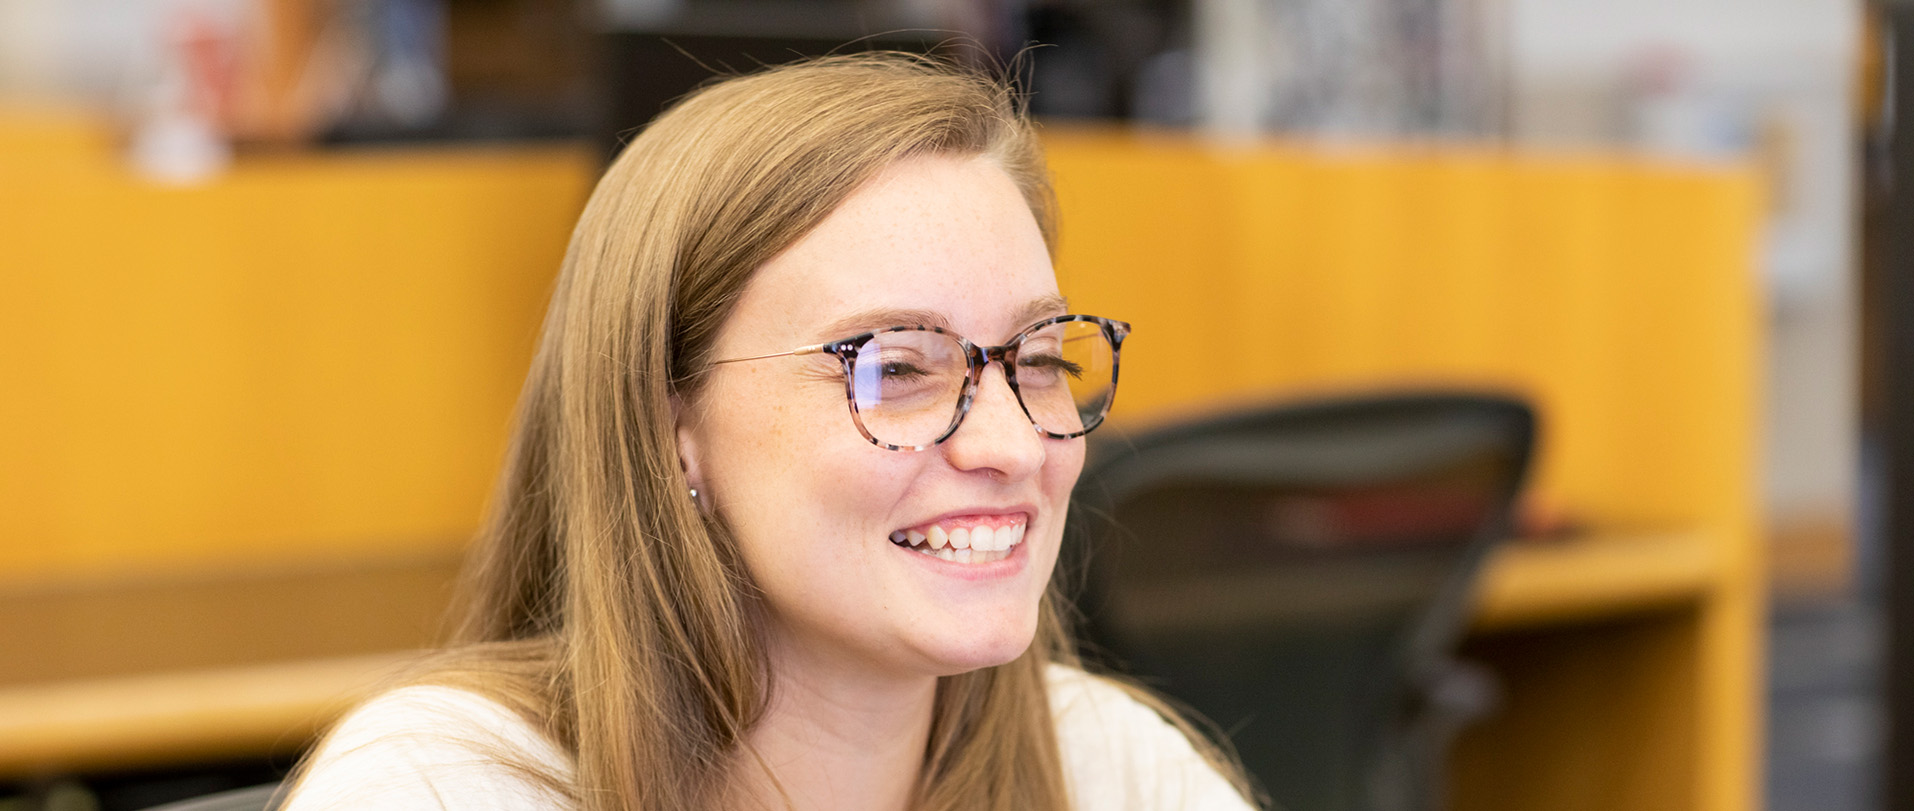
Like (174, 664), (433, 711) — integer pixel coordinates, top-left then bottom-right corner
(0, 529), (1722, 778)
(1473, 529), (1719, 631)
(0, 653), (411, 776)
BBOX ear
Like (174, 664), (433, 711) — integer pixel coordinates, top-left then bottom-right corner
(672, 394), (706, 493)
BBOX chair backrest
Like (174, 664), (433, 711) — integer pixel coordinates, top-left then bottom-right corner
(1065, 392), (1535, 811)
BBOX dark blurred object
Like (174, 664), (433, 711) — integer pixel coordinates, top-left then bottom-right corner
(1019, 0), (1504, 135)
(593, 2), (976, 162)
(1067, 392), (1535, 811)
(432, 0), (594, 141)
(589, 0), (1203, 153)
(233, 0), (456, 144)
(1865, 4), (1914, 811)
(306, 0), (594, 144)
(1024, 0), (1189, 122)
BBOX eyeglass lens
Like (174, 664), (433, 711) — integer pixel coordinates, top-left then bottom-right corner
(847, 321), (1116, 448)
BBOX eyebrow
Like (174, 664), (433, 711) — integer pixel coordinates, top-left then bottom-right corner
(814, 308), (951, 340)
(813, 294), (1072, 342)
(1015, 294), (1072, 327)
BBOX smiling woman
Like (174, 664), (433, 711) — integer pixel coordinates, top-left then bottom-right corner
(278, 53), (1257, 811)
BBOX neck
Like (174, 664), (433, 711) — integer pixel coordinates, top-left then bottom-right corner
(729, 646), (938, 811)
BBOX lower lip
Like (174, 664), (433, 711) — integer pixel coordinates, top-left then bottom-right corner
(894, 535), (1030, 581)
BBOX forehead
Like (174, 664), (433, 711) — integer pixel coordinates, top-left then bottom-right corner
(725, 154), (1060, 348)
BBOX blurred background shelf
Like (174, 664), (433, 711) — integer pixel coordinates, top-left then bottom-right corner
(0, 652), (413, 776)
(1475, 529), (1721, 631)
(0, 527), (1730, 779)
(0, 526), (1701, 787)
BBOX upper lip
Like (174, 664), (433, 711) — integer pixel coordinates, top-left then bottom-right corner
(898, 504), (1037, 532)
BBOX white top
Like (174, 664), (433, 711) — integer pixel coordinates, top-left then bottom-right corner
(283, 665), (1255, 810)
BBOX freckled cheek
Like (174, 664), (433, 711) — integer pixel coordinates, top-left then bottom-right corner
(698, 375), (796, 509)
(711, 369), (814, 458)
(1043, 439), (1087, 501)
(715, 374), (903, 523)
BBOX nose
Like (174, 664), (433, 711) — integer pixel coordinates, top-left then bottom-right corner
(940, 361), (1046, 482)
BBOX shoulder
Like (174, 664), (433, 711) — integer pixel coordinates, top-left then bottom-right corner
(1046, 665), (1259, 811)
(281, 685), (575, 811)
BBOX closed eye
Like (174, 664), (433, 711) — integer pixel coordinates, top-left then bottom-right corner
(1019, 353), (1085, 379)
(879, 361), (934, 379)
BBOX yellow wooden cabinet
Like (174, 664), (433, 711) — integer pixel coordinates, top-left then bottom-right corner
(0, 115), (1761, 811)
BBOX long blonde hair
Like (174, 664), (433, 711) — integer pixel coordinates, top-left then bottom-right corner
(446, 53), (1073, 811)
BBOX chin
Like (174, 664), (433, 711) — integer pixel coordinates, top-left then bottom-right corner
(920, 618), (1040, 676)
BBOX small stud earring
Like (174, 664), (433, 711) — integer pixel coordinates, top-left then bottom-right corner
(689, 487), (700, 500)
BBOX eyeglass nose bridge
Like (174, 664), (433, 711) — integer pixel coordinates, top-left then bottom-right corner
(948, 339), (1041, 441)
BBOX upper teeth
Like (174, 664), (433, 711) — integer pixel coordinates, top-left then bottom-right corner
(889, 521), (1027, 553)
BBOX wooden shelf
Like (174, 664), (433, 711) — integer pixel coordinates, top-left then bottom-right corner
(1472, 530), (1720, 632)
(0, 652), (412, 776)
(0, 529), (1725, 779)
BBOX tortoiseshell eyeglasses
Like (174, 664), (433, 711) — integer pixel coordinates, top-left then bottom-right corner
(710, 314), (1130, 451)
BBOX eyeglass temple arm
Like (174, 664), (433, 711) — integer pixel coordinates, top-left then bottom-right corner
(708, 343), (831, 366)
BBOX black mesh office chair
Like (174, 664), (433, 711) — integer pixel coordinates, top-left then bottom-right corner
(1065, 392), (1536, 811)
